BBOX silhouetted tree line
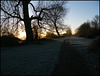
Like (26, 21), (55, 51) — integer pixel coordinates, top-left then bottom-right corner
(0, 0), (68, 42)
(66, 26), (72, 37)
(75, 15), (100, 38)
(45, 26), (72, 39)
(45, 32), (58, 39)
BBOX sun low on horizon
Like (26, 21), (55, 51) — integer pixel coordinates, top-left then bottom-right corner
(18, 32), (26, 40)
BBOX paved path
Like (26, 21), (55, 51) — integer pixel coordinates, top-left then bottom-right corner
(54, 40), (92, 75)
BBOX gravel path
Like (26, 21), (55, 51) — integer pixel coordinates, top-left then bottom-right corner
(55, 37), (99, 75)
(65, 37), (99, 75)
(54, 40), (92, 75)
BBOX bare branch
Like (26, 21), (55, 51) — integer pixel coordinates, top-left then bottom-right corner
(29, 3), (38, 15)
(0, 7), (23, 21)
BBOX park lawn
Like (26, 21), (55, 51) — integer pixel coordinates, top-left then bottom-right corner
(1, 40), (63, 75)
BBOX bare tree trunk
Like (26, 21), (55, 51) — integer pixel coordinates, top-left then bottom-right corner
(22, 1), (33, 42)
(34, 26), (38, 40)
(54, 23), (60, 37)
(35, 30), (38, 40)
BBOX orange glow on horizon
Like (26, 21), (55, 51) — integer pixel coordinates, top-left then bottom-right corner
(17, 30), (75, 40)
(18, 32), (26, 40)
(72, 32), (75, 35)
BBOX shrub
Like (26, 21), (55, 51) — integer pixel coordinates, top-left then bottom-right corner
(45, 32), (58, 39)
(88, 36), (100, 52)
(0, 34), (21, 47)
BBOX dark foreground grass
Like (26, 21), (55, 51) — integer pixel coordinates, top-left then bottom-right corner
(0, 38), (57, 47)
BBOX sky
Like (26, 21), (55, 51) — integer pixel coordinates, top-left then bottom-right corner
(19, 1), (99, 39)
(64, 1), (99, 34)
(30, 1), (99, 34)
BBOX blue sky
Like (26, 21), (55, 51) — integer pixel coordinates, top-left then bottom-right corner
(30, 1), (99, 34)
(64, 1), (99, 34)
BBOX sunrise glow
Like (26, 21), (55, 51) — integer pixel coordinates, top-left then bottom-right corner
(18, 32), (26, 40)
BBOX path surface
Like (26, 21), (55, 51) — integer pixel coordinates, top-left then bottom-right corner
(54, 40), (92, 75)
(55, 37), (99, 75)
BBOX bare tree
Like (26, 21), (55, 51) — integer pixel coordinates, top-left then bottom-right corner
(91, 15), (100, 28)
(1, 0), (53, 41)
(66, 26), (72, 37)
(1, 0), (68, 41)
(1, 1), (22, 36)
(41, 1), (68, 36)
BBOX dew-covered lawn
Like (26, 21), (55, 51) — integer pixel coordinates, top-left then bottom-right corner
(1, 40), (63, 75)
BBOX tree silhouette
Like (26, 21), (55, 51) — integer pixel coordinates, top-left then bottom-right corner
(91, 15), (100, 37)
(92, 15), (100, 28)
(21, 0), (33, 42)
(1, 0), (54, 42)
(40, 1), (68, 37)
(66, 27), (72, 37)
(76, 22), (91, 37)
(1, 0), (68, 41)
(75, 15), (100, 38)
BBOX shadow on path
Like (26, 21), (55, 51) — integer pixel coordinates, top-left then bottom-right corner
(53, 40), (92, 75)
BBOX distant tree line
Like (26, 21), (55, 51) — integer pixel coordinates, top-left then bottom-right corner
(45, 26), (72, 39)
(75, 15), (100, 38)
